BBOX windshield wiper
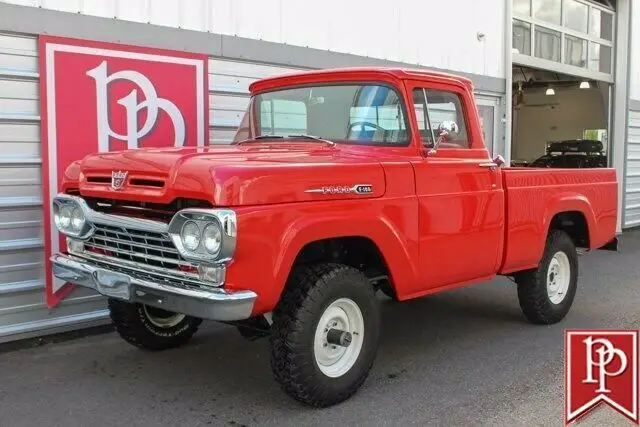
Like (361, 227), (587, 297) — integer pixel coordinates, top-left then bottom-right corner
(232, 134), (284, 145)
(286, 134), (335, 146)
(232, 133), (335, 147)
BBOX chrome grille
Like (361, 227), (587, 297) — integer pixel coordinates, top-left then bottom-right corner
(86, 223), (190, 270)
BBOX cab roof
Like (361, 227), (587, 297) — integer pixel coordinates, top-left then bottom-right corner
(249, 66), (475, 94)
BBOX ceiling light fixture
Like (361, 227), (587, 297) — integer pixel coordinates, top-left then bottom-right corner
(545, 88), (555, 96)
(579, 81), (590, 89)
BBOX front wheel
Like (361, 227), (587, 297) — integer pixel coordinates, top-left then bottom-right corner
(515, 230), (578, 324)
(108, 299), (202, 351)
(270, 263), (381, 407)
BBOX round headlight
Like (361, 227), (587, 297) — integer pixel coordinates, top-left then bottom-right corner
(58, 205), (73, 230)
(70, 206), (85, 232)
(54, 209), (62, 230)
(181, 221), (201, 251)
(202, 222), (222, 255)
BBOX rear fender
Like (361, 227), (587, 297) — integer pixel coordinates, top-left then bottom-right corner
(540, 193), (597, 257)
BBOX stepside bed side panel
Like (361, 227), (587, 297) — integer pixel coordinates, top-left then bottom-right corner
(499, 168), (617, 274)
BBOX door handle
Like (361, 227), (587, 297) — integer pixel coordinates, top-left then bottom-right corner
(478, 155), (505, 170)
(478, 162), (498, 169)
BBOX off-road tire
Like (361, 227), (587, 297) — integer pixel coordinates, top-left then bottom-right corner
(108, 299), (202, 351)
(515, 230), (578, 324)
(270, 263), (381, 407)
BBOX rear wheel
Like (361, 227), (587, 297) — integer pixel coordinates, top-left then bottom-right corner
(108, 299), (202, 351)
(515, 230), (578, 324)
(270, 263), (380, 407)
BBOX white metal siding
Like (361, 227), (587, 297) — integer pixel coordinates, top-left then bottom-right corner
(0, 0), (506, 79)
(0, 32), (108, 343)
(630, 4), (640, 100)
(624, 109), (640, 227)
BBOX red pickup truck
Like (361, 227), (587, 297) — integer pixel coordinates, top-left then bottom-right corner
(50, 67), (618, 407)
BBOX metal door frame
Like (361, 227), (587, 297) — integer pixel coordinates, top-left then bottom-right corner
(475, 95), (502, 157)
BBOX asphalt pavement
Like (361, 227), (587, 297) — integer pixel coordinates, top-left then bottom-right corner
(1, 232), (639, 426)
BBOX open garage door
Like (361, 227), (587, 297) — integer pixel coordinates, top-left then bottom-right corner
(624, 109), (640, 227)
(510, 66), (610, 169)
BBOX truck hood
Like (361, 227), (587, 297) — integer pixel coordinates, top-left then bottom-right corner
(72, 143), (386, 206)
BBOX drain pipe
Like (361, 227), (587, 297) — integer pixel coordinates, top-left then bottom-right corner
(504, 0), (513, 165)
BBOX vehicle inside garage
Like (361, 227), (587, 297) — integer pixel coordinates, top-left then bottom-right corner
(510, 65), (610, 168)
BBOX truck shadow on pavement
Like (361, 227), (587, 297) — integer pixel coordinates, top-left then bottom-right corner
(65, 278), (530, 415)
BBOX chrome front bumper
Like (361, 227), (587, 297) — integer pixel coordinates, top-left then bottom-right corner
(51, 254), (257, 321)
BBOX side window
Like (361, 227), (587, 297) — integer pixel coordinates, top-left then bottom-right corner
(259, 99), (307, 136)
(412, 88), (470, 148)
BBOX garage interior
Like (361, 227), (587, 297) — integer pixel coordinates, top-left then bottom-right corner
(510, 65), (611, 167)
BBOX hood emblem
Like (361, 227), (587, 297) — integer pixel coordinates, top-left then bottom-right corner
(111, 171), (128, 190)
(305, 184), (373, 195)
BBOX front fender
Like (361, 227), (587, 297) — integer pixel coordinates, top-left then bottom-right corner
(226, 199), (419, 314)
(276, 212), (419, 293)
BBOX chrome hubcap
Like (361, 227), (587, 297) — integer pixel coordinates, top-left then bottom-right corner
(143, 305), (186, 328)
(547, 251), (571, 304)
(313, 298), (364, 378)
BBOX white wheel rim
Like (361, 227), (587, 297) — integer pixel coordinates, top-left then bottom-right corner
(547, 251), (571, 304)
(313, 298), (365, 378)
(143, 305), (186, 328)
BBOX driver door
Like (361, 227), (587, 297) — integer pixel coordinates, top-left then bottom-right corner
(404, 80), (504, 294)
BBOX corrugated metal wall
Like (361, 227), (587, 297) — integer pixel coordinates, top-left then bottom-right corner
(0, 32), (108, 342)
(624, 108), (640, 228)
(0, 30), (306, 342)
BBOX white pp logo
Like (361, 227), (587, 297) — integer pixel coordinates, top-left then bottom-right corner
(582, 336), (628, 394)
(86, 60), (186, 152)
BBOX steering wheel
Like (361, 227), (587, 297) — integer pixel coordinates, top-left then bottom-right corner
(347, 121), (389, 143)
(347, 121), (387, 133)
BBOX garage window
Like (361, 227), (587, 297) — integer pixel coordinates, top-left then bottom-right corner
(563, 0), (588, 33)
(588, 43), (612, 73)
(512, 0), (614, 75)
(513, 20), (532, 55)
(535, 26), (562, 62)
(565, 35), (588, 67)
(590, 7), (613, 41)
(533, 0), (561, 25)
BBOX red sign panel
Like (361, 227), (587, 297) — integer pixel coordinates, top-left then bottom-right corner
(39, 35), (209, 307)
(566, 330), (639, 424)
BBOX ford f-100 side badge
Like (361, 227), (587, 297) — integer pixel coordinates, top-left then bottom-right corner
(305, 184), (373, 195)
(111, 170), (128, 190)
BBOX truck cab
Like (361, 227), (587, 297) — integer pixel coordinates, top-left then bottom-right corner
(50, 67), (618, 408)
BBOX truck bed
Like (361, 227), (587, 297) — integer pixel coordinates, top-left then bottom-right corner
(499, 167), (618, 274)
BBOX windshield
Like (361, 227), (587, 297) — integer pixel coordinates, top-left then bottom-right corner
(233, 84), (410, 146)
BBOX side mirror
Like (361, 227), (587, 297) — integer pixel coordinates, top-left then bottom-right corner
(436, 121), (459, 142)
(427, 121), (459, 154)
